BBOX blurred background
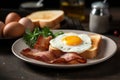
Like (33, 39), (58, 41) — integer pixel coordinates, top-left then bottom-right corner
(0, 0), (120, 35)
(0, 0), (119, 23)
(0, 0), (120, 9)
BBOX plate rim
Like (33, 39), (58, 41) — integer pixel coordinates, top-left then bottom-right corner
(11, 29), (117, 68)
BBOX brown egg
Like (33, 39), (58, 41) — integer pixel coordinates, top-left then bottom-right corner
(3, 22), (25, 38)
(5, 12), (21, 24)
(0, 21), (5, 37)
(19, 17), (34, 31)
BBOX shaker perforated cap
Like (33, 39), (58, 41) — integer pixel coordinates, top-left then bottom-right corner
(91, 1), (108, 9)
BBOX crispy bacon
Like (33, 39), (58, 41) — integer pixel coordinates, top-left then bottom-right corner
(21, 48), (87, 64)
(34, 35), (52, 51)
(21, 48), (55, 63)
(50, 52), (87, 64)
(50, 58), (66, 64)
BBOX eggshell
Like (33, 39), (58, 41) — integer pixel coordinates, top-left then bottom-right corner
(5, 12), (21, 24)
(19, 17), (34, 31)
(3, 22), (25, 38)
(0, 21), (5, 37)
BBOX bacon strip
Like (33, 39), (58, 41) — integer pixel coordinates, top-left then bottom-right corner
(51, 53), (87, 64)
(34, 35), (52, 51)
(21, 48), (87, 64)
(21, 48), (55, 63)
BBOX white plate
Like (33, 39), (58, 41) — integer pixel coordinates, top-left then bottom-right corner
(11, 30), (117, 68)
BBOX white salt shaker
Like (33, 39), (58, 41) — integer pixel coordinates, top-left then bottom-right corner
(89, 1), (110, 34)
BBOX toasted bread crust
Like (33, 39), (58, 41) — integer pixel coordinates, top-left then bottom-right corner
(49, 45), (65, 58)
(27, 10), (64, 29)
(39, 14), (64, 28)
(79, 34), (102, 59)
(49, 34), (102, 59)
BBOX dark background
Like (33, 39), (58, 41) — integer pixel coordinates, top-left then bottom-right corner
(0, 0), (120, 9)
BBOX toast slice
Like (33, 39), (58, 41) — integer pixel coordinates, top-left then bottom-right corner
(79, 34), (102, 59)
(49, 34), (102, 59)
(27, 10), (64, 29)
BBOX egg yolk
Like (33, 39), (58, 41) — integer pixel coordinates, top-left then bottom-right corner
(62, 36), (83, 46)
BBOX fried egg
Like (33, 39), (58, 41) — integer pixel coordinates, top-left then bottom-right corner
(50, 32), (92, 54)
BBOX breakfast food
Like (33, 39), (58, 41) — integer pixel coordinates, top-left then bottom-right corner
(79, 34), (102, 59)
(0, 12), (36, 38)
(50, 33), (92, 53)
(1, 10), (64, 38)
(27, 10), (64, 29)
(0, 21), (5, 37)
(5, 12), (21, 24)
(18, 17), (35, 31)
(21, 27), (102, 64)
(50, 33), (102, 59)
(3, 22), (25, 38)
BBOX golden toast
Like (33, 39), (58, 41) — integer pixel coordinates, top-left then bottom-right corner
(27, 10), (64, 29)
(49, 34), (102, 59)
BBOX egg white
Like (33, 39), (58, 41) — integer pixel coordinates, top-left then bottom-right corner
(50, 33), (92, 54)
